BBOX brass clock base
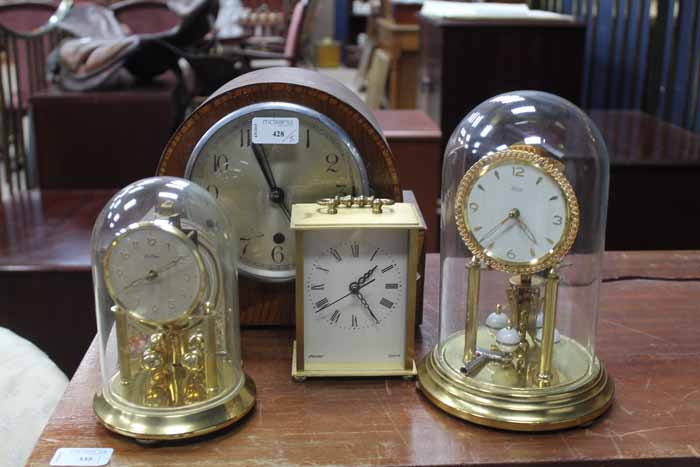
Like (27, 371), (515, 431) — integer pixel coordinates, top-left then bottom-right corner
(93, 373), (256, 440)
(417, 333), (614, 431)
(291, 341), (417, 380)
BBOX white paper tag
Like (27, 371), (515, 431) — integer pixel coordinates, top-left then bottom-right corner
(50, 448), (113, 466)
(252, 117), (299, 144)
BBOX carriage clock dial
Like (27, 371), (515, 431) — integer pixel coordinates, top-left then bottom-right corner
(306, 238), (406, 332)
(185, 102), (370, 282)
(455, 147), (579, 274)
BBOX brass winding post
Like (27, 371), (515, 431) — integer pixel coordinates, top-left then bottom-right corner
(538, 268), (560, 385)
(463, 257), (481, 363)
(113, 305), (131, 383)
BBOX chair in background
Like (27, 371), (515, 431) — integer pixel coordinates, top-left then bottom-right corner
(0, 0), (73, 199)
(365, 47), (390, 110)
(110, 0), (180, 36)
(228, 0), (308, 69)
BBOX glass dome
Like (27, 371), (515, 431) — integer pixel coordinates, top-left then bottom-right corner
(91, 176), (255, 440)
(418, 91), (614, 431)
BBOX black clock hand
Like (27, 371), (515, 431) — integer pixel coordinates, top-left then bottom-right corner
(251, 143), (291, 221)
(356, 291), (380, 324)
(356, 265), (378, 286)
(123, 255), (185, 290)
(315, 278), (376, 312)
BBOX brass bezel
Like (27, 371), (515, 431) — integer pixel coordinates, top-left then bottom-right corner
(454, 149), (580, 275)
(103, 222), (208, 327)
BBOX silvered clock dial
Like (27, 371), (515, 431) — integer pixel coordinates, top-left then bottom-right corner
(185, 102), (370, 282)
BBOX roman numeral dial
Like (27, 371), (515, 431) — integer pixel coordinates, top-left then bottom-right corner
(305, 238), (405, 331)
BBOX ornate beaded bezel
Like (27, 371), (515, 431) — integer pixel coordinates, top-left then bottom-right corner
(454, 148), (580, 274)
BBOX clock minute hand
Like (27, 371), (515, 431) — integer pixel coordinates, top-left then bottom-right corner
(251, 143), (291, 221)
(515, 217), (538, 245)
(356, 291), (380, 324)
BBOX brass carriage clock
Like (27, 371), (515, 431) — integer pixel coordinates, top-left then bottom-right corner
(418, 92), (614, 431)
(91, 177), (255, 440)
(291, 196), (425, 379)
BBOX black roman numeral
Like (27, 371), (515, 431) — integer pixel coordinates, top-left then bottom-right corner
(329, 248), (342, 262)
(315, 298), (329, 310)
(380, 298), (394, 309)
(350, 242), (359, 257)
(310, 284), (325, 290)
(385, 283), (399, 289)
(381, 264), (394, 273)
(330, 309), (340, 324)
(351, 315), (358, 328)
(315, 266), (329, 272)
(370, 248), (379, 262)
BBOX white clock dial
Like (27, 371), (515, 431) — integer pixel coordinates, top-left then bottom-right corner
(464, 161), (568, 264)
(302, 229), (408, 370)
(185, 102), (370, 282)
(465, 161), (569, 265)
(104, 225), (205, 324)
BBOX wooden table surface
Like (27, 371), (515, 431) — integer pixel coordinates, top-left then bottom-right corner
(27, 251), (700, 467)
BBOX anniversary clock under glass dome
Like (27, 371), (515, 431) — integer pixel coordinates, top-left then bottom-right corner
(91, 177), (255, 440)
(417, 91), (614, 431)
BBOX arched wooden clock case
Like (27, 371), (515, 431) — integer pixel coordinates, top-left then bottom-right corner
(157, 67), (404, 325)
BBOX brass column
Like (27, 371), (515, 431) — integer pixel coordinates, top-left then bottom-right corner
(205, 302), (219, 392)
(463, 257), (481, 362)
(538, 268), (559, 385)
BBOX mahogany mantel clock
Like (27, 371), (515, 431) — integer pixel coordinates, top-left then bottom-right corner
(157, 67), (403, 325)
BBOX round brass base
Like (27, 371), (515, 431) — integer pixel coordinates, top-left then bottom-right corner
(417, 347), (614, 431)
(93, 373), (256, 440)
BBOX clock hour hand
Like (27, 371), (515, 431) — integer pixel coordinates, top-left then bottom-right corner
(316, 278), (376, 312)
(123, 255), (185, 290)
(356, 265), (378, 287)
(251, 143), (291, 221)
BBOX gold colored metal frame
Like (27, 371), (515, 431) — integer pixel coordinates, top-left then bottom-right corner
(454, 148), (580, 275)
(292, 227), (420, 379)
(103, 222), (208, 327)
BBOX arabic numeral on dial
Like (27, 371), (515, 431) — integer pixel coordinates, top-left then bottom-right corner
(271, 246), (285, 264)
(506, 249), (516, 259)
(512, 166), (525, 177)
(214, 154), (229, 173)
(272, 130), (284, 137)
(325, 153), (339, 173)
(553, 214), (563, 226)
(469, 202), (479, 212)
(240, 128), (250, 147)
(168, 299), (176, 310)
(147, 238), (157, 246)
